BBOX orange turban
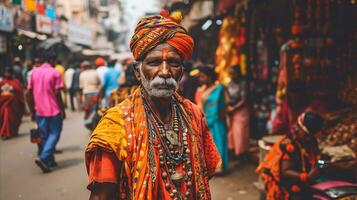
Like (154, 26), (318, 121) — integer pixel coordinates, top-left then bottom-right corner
(95, 57), (106, 67)
(130, 10), (194, 61)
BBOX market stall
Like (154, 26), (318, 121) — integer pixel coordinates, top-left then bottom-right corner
(223, 0), (357, 183)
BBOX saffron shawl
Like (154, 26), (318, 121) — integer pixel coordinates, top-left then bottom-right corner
(86, 88), (221, 199)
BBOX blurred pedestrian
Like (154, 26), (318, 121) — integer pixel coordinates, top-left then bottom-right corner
(257, 112), (323, 200)
(95, 57), (108, 85)
(0, 67), (25, 140)
(179, 61), (199, 102)
(102, 59), (121, 107)
(55, 61), (67, 108)
(27, 49), (65, 173)
(109, 63), (139, 107)
(65, 66), (75, 111)
(12, 57), (25, 85)
(70, 63), (82, 111)
(27, 57), (42, 82)
(23, 59), (33, 87)
(95, 57), (108, 107)
(226, 66), (250, 159)
(195, 66), (228, 172)
(79, 61), (101, 130)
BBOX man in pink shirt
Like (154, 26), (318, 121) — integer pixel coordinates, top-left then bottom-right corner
(27, 49), (65, 173)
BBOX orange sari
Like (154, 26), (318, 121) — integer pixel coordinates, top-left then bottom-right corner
(256, 133), (318, 200)
(85, 88), (221, 199)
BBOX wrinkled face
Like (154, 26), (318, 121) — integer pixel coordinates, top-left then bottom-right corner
(135, 43), (184, 98)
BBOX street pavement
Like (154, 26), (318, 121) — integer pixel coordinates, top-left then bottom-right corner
(0, 110), (259, 200)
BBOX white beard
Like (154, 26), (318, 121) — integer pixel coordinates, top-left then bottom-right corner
(139, 66), (179, 98)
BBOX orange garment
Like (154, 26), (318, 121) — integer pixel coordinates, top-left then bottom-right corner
(85, 88), (221, 199)
(256, 134), (318, 200)
(87, 149), (120, 189)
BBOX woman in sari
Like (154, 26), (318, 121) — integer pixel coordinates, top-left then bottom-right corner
(194, 66), (228, 172)
(257, 112), (323, 200)
(79, 61), (102, 131)
(226, 66), (250, 158)
(0, 67), (25, 139)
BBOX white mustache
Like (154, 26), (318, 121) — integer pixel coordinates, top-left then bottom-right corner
(150, 76), (178, 89)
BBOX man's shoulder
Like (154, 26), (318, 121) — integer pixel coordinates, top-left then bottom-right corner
(104, 99), (132, 117)
(180, 97), (204, 120)
(47, 68), (61, 79)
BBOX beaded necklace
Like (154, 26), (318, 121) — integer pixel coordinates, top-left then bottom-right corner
(142, 93), (193, 200)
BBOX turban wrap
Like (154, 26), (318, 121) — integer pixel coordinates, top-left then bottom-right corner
(130, 11), (194, 61)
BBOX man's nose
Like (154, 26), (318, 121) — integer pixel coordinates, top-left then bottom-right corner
(158, 61), (171, 78)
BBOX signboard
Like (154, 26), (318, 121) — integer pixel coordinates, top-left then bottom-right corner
(68, 21), (93, 46)
(37, 2), (46, 15)
(36, 15), (52, 34)
(23, 0), (37, 12)
(15, 9), (34, 31)
(45, 7), (56, 20)
(12, 0), (21, 5)
(0, 6), (14, 32)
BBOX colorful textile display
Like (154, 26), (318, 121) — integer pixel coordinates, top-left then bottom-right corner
(215, 16), (240, 84)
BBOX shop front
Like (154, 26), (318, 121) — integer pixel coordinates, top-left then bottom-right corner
(205, 0), (357, 183)
(0, 5), (15, 67)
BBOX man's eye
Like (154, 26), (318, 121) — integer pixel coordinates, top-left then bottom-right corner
(147, 61), (161, 66)
(168, 61), (182, 67)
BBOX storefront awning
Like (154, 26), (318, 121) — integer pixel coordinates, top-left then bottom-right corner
(17, 29), (47, 40)
(110, 52), (133, 61)
(82, 49), (114, 56)
(64, 40), (83, 53)
(38, 37), (83, 52)
(38, 37), (62, 49)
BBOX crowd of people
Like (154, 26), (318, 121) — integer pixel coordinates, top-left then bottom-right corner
(0, 48), (135, 172)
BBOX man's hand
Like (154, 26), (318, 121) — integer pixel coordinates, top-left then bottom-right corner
(61, 110), (66, 120)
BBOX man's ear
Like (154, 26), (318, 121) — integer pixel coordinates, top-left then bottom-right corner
(132, 61), (141, 81)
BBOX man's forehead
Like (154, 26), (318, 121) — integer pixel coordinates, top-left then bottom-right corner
(145, 44), (181, 58)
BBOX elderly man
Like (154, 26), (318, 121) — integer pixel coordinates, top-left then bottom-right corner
(85, 11), (221, 199)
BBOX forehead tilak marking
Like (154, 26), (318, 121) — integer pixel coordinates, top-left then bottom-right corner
(162, 47), (169, 60)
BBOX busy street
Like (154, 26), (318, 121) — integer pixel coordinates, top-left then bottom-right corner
(0, 111), (260, 200)
(1, 0), (357, 200)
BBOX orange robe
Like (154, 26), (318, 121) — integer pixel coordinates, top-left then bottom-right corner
(85, 88), (221, 199)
